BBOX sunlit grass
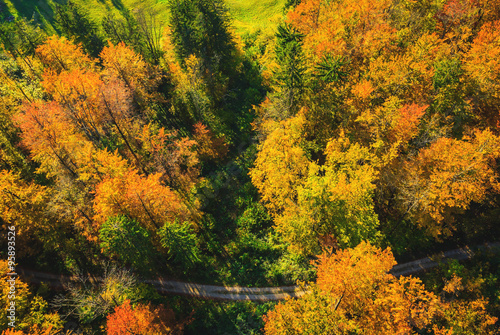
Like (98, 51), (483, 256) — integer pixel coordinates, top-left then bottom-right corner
(6, 0), (284, 36)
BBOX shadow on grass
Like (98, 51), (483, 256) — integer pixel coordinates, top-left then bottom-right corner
(5, 0), (130, 26)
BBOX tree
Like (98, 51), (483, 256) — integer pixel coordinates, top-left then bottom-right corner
(396, 129), (500, 238)
(15, 101), (88, 179)
(192, 122), (228, 162)
(158, 220), (201, 267)
(0, 261), (63, 332)
(264, 242), (442, 334)
(0, 18), (46, 63)
(250, 112), (310, 217)
(277, 135), (381, 254)
(168, 0), (236, 83)
(0, 170), (69, 255)
(42, 68), (105, 144)
(99, 216), (156, 273)
(106, 300), (179, 335)
(100, 42), (162, 107)
(464, 19), (500, 128)
(263, 242), (498, 334)
(102, 7), (164, 65)
(138, 123), (200, 192)
(54, 1), (105, 58)
(93, 166), (193, 232)
(273, 23), (306, 115)
(35, 35), (96, 73)
(53, 266), (140, 324)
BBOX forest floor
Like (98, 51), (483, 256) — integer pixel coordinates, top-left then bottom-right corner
(17, 241), (500, 301)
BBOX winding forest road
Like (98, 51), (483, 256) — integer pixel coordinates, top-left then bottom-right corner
(16, 242), (500, 301)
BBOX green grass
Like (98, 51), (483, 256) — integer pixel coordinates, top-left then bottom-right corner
(224, 0), (286, 34)
(6, 0), (285, 36)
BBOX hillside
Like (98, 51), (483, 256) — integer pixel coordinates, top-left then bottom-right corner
(1, 0), (500, 334)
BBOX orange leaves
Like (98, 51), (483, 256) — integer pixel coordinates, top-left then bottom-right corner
(35, 36), (95, 73)
(397, 129), (500, 237)
(287, 0), (395, 62)
(465, 20), (500, 98)
(15, 101), (88, 178)
(264, 242), (441, 334)
(435, 0), (482, 49)
(100, 42), (162, 106)
(390, 103), (428, 144)
(139, 124), (200, 192)
(42, 68), (105, 142)
(316, 242), (395, 296)
(93, 167), (191, 231)
(106, 300), (176, 335)
(193, 122), (228, 161)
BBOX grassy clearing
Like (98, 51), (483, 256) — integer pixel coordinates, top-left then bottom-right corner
(6, 0), (284, 36)
(225, 0), (286, 34)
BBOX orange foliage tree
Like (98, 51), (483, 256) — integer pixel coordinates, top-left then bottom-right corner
(396, 130), (500, 238)
(106, 300), (179, 335)
(93, 166), (193, 232)
(264, 242), (440, 334)
(35, 35), (96, 73)
(263, 242), (498, 334)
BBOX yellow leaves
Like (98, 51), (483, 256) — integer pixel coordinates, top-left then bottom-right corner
(263, 131), (380, 253)
(397, 129), (500, 238)
(76, 148), (129, 183)
(0, 170), (48, 227)
(250, 113), (310, 216)
(465, 20), (500, 98)
(0, 261), (63, 333)
(93, 167), (192, 232)
(264, 243), (441, 335)
(316, 242), (396, 296)
(434, 298), (498, 334)
(100, 42), (147, 83)
(35, 36), (96, 73)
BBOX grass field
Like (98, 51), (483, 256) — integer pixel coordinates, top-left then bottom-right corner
(4, 0), (285, 36)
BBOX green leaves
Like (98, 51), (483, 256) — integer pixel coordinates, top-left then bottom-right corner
(314, 54), (347, 84)
(158, 220), (201, 266)
(99, 216), (156, 273)
(55, 1), (105, 58)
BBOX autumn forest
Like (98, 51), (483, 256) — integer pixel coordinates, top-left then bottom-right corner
(1, 0), (500, 333)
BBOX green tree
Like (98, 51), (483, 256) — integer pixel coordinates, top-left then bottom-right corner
(99, 216), (156, 273)
(158, 220), (201, 268)
(168, 0), (237, 85)
(274, 23), (306, 115)
(55, 1), (105, 58)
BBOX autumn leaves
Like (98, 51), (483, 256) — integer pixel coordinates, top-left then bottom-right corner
(9, 37), (202, 253)
(249, 0), (500, 256)
(263, 242), (498, 334)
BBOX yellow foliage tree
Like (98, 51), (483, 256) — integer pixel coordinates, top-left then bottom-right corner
(264, 242), (441, 334)
(396, 129), (500, 238)
(250, 112), (310, 217)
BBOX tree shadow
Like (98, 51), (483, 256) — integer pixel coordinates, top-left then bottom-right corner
(111, 0), (125, 11)
(2, 0), (63, 25)
(4, 0), (131, 27)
